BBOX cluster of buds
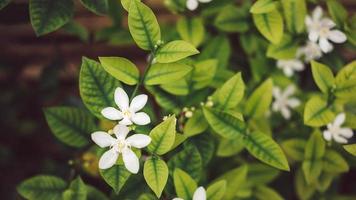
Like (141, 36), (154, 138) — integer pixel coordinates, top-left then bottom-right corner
(183, 106), (196, 118)
(154, 40), (165, 49)
(200, 96), (214, 108)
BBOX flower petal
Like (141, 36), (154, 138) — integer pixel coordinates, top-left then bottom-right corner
(115, 87), (129, 111)
(99, 148), (119, 170)
(312, 6), (323, 21)
(187, 0), (198, 11)
(130, 94), (148, 112)
(323, 130), (332, 141)
(319, 38), (333, 53)
(283, 85), (296, 98)
(122, 148), (139, 174)
(321, 18), (336, 29)
(91, 131), (116, 148)
(333, 134), (348, 144)
(101, 107), (123, 120)
(328, 30), (347, 43)
(113, 124), (130, 140)
(305, 16), (313, 28)
(126, 134), (152, 148)
(292, 60), (305, 71)
(281, 107), (291, 120)
(339, 128), (353, 139)
(199, 0), (213, 3)
(283, 67), (294, 77)
(287, 98), (301, 108)
(173, 198), (184, 200)
(193, 186), (206, 200)
(309, 30), (319, 42)
(131, 112), (151, 125)
(334, 113), (346, 127)
(272, 87), (282, 99)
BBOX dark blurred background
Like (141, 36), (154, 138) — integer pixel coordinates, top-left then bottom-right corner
(0, 0), (356, 199)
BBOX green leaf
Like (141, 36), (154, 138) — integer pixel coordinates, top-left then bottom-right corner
(99, 57), (140, 85)
(144, 63), (192, 85)
(62, 21), (89, 42)
(326, 0), (347, 28)
(253, 10), (283, 44)
(304, 96), (335, 127)
(281, 138), (306, 161)
(17, 175), (67, 200)
(203, 108), (289, 171)
(206, 180), (227, 200)
(177, 17), (205, 47)
(198, 35), (231, 69)
(191, 59), (218, 90)
(192, 133), (216, 166)
(246, 163), (280, 186)
(173, 168), (197, 200)
(86, 185), (109, 200)
(184, 109), (209, 137)
(29, 0), (74, 36)
(80, 0), (108, 15)
(121, 0), (141, 11)
(295, 169), (316, 200)
(311, 61), (335, 93)
(217, 137), (244, 157)
(244, 79), (273, 118)
(155, 40), (199, 63)
(215, 5), (249, 33)
(281, 0), (306, 33)
(250, 0), (278, 14)
(0, 0), (11, 10)
(316, 172), (334, 192)
(128, 0), (161, 51)
(79, 57), (121, 119)
(336, 61), (356, 83)
(100, 165), (131, 194)
(343, 144), (356, 156)
(143, 157), (169, 198)
(267, 34), (298, 59)
(323, 150), (349, 173)
(43, 107), (96, 148)
(62, 177), (87, 200)
(254, 186), (283, 200)
(215, 72), (245, 110)
(334, 61), (356, 101)
(147, 116), (176, 155)
(145, 86), (180, 113)
(302, 130), (326, 184)
(161, 79), (189, 96)
(138, 193), (157, 200)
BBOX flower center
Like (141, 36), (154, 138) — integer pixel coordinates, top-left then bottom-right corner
(113, 139), (130, 153)
(123, 110), (132, 118)
(319, 27), (330, 37)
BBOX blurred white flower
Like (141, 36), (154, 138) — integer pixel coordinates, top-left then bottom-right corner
(305, 6), (347, 53)
(91, 124), (151, 173)
(323, 113), (353, 144)
(101, 87), (151, 126)
(272, 85), (301, 120)
(277, 59), (305, 77)
(173, 186), (206, 200)
(297, 41), (322, 62)
(186, 0), (213, 11)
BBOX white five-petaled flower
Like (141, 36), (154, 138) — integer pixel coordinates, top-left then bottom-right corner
(173, 186), (206, 200)
(186, 0), (213, 11)
(101, 87), (151, 126)
(323, 113), (353, 144)
(91, 124), (151, 173)
(297, 41), (323, 62)
(272, 85), (301, 120)
(277, 59), (305, 77)
(305, 6), (347, 53)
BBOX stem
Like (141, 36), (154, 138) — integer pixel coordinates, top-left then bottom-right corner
(130, 52), (156, 100)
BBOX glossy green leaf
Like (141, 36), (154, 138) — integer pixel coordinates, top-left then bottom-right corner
(281, 138), (306, 161)
(79, 57), (121, 119)
(128, 0), (160, 51)
(17, 175), (67, 200)
(335, 60), (356, 83)
(62, 177), (87, 200)
(184, 109), (209, 137)
(137, 193), (157, 200)
(217, 137), (244, 157)
(295, 169), (316, 200)
(121, 0), (141, 11)
(155, 40), (199, 63)
(244, 79), (273, 118)
(327, 0), (347, 27)
(304, 96), (335, 127)
(99, 57), (139, 85)
(143, 157), (169, 198)
(281, 0), (306, 33)
(311, 61), (335, 93)
(100, 165), (131, 194)
(254, 186), (283, 200)
(177, 17), (205, 47)
(145, 86), (180, 113)
(161, 79), (189, 96)
(0, 0), (11, 10)
(147, 115), (176, 155)
(250, 0), (277, 14)
(343, 144), (356, 156)
(267, 35), (298, 59)
(144, 63), (192, 85)
(86, 185), (109, 200)
(80, 0), (108, 15)
(62, 21), (89, 42)
(29, 0), (74, 36)
(43, 107), (96, 148)
(215, 5), (249, 33)
(206, 180), (227, 200)
(192, 133), (216, 166)
(253, 10), (283, 44)
(192, 59), (218, 90)
(323, 150), (349, 173)
(215, 72), (245, 110)
(246, 163), (280, 186)
(198, 35), (231, 69)
(173, 168), (197, 200)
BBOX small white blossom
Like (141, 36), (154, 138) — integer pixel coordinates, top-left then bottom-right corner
(101, 87), (151, 126)
(305, 6), (347, 53)
(323, 113), (353, 144)
(185, 111), (193, 118)
(173, 186), (206, 200)
(277, 59), (305, 77)
(186, 0), (213, 11)
(91, 124), (151, 173)
(272, 85), (301, 120)
(297, 41), (323, 62)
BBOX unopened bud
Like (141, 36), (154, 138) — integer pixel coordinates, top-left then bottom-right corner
(185, 111), (193, 118)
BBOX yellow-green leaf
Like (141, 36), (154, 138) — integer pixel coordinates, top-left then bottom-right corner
(311, 61), (335, 93)
(177, 17), (205, 47)
(281, 0), (306, 33)
(147, 116), (176, 155)
(253, 10), (283, 44)
(244, 79), (273, 119)
(206, 180), (227, 200)
(143, 157), (169, 198)
(303, 96), (335, 127)
(144, 63), (192, 85)
(250, 0), (278, 14)
(173, 168), (197, 200)
(155, 40), (199, 63)
(99, 57), (139, 85)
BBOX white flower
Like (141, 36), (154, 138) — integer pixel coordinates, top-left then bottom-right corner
(305, 6), (347, 53)
(323, 113), (353, 144)
(297, 41), (323, 62)
(101, 87), (151, 126)
(277, 59), (305, 77)
(186, 0), (213, 11)
(91, 124), (151, 173)
(272, 85), (301, 120)
(173, 186), (206, 200)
